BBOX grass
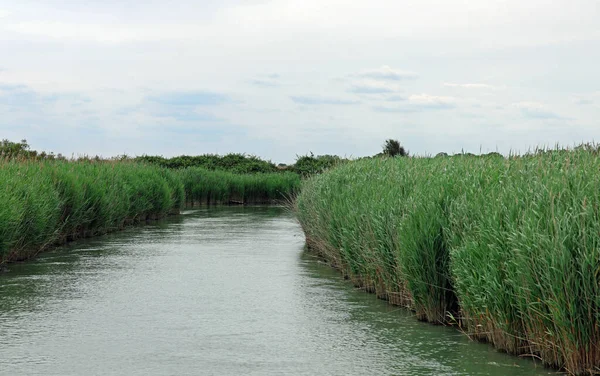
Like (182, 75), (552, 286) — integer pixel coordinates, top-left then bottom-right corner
(0, 159), (184, 262)
(178, 167), (301, 205)
(0, 159), (300, 264)
(295, 148), (600, 375)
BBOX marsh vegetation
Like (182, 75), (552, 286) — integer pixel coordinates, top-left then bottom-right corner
(296, 146), (600, 375)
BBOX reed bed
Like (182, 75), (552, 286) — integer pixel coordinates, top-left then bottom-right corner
(178, 167), (301, 205)
(0, 159), (184, 263)
(295, 148), (600, 375)
(0, 159), (299, 263)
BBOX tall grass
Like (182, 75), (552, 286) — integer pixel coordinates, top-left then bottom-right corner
(0, 160), (298, 264)
(0, 159), (184, 263)
(295, 149), (600, 375)
(179, 167), (301, 205)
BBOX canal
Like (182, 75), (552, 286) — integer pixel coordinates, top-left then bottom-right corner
(0, 207), (555, 375)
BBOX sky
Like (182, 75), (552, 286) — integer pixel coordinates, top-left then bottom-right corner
(0, 0), (599, 163)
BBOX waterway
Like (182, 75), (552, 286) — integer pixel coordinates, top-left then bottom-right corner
(0, 207), (555, 375)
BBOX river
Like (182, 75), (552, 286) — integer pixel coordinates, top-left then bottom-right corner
(0, 206), (555, 375)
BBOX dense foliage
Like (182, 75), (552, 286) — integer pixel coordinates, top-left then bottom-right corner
(136, 152), (351, 177)
(381, 139), (408, 157)
(0, 139), (66, 160)
(296, 148), (600, 375)
(291, 154), (346, 176)
(135, 154), (279, 174)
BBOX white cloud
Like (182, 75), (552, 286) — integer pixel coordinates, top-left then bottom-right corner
(348, 79), (401, 94)
(514, 101), (547, 110)
(372, 93), (457, 113)
(1, 0), (599, 161)
(0, 9), (10, 18)
(408, 94), (456, 106)
(346, 66), (415, 94)
(6, 0), (598, 46)
(571, 92), (600, 106)
(356, 66), (418, 81)
(444, 83), (497, 89)
(3, 22), (210, 43)
(513, 101), (566, 120)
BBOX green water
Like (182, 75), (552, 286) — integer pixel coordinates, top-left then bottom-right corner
(0, 207), (555, 375)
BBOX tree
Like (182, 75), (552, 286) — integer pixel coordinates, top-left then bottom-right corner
(382, 139), (408, 157)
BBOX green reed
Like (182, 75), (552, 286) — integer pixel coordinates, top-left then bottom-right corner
(295, 149), (600, 375)
(0, 159), (184, 262)
(178, 167), (300, 205)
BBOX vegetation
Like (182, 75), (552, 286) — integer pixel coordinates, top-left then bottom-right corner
(0, 159), (184, 263)
(295, 147), (600, 375)
(0, 141), (300, 263)
(179, 168), (300, 205)
(291, 153), (346, 176)
(381, 139), (408, 157)
(136, 152), (351, 177)
(0, 139), (66, 160)
(135, 154), (279, 174)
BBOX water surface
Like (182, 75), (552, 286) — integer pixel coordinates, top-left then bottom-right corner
(0, 207), (555, 375)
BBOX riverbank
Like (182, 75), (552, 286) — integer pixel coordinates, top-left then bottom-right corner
(295, 148), (600, 375)
(0, 159), (299, 264)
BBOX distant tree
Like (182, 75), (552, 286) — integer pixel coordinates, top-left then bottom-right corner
(292, 153), (345, 176)
(382, 139), (408, 157)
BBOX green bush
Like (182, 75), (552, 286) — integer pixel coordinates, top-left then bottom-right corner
(135, 153), (279, 174)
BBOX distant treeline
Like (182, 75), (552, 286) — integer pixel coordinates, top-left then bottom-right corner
(134, 154), (279, 174)
(135, 153), (350, 176)
(0, 139), (67, 161)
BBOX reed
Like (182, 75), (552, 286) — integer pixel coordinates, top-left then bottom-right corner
(0, 159), (184, 263)
(178, 167), (301, 205)
(295, 147), (600, 375)
(0, 157), (298, 263)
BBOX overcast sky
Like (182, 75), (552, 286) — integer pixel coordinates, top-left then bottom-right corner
(0, 0), (599, 162)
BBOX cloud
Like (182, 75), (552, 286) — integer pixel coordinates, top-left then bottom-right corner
(0, 84), (29, 92)
(1, 1), (599, 162)
(348, 80), (398, 94)
(0, 83), (90, 108)
(145, 123), (239, 137)
(147, 91), (231, 106)
(3, 22), (209, 43)
(0, 9), (10, 19)
(444, 83), (497, 89)
(571, 93), (600, 105)
(372, 94), (456, 112)
(514, 102), (566, 120)
(346, 66), (416, 94)
(356, 66), (418, 81)
(153, 109), (222, 122)
(249, 74), (281, 88)
(384, 95), (406, 102)
(290, 95), (359, 105)
(573, 98), (594, 105)
(408, 94), (456, 108)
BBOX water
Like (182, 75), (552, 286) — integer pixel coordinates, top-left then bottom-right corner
(0, 206), (555, 376)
